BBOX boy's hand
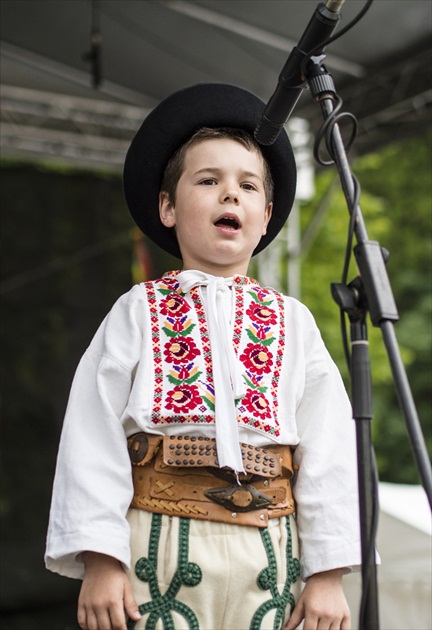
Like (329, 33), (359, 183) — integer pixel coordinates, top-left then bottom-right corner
(284, 568), (351, 630)
(78, 552), (141, 630)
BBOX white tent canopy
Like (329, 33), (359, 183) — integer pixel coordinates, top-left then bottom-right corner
(1, 1), (431, 167)
(345, 482), (432, 630)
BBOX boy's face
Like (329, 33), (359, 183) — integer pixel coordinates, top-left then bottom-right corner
(159, 138), (273, 276)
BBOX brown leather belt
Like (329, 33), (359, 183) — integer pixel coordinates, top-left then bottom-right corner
(127, 433), (296, 528)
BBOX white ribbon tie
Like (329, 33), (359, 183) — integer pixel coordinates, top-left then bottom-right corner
(177, 270), (246, 474)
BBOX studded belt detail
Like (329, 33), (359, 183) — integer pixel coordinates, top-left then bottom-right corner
(163, 436), (284, 477)
(127, 433), (296, 528)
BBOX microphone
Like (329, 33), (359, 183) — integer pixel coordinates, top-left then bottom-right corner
(254, 0), (345, 145)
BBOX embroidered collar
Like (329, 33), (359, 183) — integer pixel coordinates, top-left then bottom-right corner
(164, 270), (259, 287)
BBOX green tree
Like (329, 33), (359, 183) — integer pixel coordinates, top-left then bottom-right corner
(298, 132), (432, 483)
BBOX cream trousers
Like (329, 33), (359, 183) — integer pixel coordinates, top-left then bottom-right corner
(126, 508), (302, 630)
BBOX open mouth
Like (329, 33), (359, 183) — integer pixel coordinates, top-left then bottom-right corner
(214, 214), (241, 231)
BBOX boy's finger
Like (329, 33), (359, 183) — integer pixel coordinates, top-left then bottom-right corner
(84, 608), (99, 630)
(125, 606), (142, 622)
(284, 604), (303, 630)
(77, 606), (87, 629)
(108, 604), (129, 630)
(340, 614), (351, 630)
(123, 581), (142, 621)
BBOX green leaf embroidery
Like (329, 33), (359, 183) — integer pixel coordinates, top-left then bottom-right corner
(167, 371), (202, 386)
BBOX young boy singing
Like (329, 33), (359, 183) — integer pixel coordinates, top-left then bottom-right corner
(46, 83), (361, 630)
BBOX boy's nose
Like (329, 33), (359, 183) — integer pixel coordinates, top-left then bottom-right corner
(222, 191), (240, 205)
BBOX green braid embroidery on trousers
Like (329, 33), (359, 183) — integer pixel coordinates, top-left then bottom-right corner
(128, 514), (202, 630)
(250, 516), (301, 630)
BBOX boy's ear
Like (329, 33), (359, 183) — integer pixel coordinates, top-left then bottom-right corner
(262, 202), (273, 236)
(159, 191), (176, 228)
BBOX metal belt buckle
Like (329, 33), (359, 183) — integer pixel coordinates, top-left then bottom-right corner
(129, 433), (149, 463)
(204, 483), (272, 513)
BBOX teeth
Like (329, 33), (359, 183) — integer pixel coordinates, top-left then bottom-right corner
(216, 217), (239, 229)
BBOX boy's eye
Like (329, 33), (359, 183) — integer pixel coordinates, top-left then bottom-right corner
(241, 183), (257, 191)
(199, 178), (217, 185)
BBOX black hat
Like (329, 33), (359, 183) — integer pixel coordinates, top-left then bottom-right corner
(124, 83), (296, 259)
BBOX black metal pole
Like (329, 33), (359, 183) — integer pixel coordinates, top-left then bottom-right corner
(331, 280), (380, 629)
(308, 63), (431, 503)
(306, 57), (432, 629)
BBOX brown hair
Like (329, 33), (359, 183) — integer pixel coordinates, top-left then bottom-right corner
(160, 127), (274, 206)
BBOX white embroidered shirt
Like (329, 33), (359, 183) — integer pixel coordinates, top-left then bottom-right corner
(45, 272), (361, 581)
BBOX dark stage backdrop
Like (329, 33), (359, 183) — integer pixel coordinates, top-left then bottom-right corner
(0, 162), (176, 629)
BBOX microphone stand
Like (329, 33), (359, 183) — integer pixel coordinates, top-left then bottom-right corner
(303, 56), (432, 629)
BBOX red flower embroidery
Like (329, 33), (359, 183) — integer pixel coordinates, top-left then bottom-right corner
(173, 319), (184, 332)
(164, 337), (200, 364)
(250, 287), (271, 302)
(159, 277), (180, 291)
(243, 389), (272, 420)
(160, 294), (190, 318)
(165, 384), (202, 413)
(177, 365), (192, 380)
(246, 302), (277, 326)
(240, 343), (273, 374)
(256, 326), (268, 340)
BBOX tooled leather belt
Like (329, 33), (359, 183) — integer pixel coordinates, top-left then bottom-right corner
(127, 433), (296, 528)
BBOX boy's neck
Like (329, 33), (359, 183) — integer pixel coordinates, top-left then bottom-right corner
(181, 261), (250, 278)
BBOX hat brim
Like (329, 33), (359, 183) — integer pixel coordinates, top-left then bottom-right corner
(123, 83), (296, 259)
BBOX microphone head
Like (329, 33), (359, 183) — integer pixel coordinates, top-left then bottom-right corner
(254, 116), (283, 146)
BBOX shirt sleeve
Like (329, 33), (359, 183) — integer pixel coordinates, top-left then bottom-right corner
(45, 286), (145, 579)
(292, 303), (362, 581)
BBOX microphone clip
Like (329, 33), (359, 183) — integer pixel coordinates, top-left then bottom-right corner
(305, 55), (337, 102)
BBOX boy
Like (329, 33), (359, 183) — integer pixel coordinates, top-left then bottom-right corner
(46, 84), (361, 630)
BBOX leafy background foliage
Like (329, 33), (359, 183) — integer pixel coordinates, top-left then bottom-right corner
(298, 131), (432, 483)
